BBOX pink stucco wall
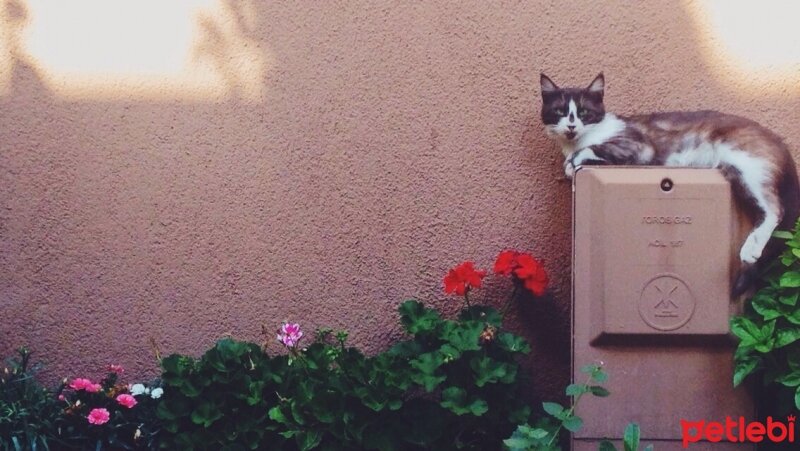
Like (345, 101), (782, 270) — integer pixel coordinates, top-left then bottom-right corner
(2, 1), (800, 403)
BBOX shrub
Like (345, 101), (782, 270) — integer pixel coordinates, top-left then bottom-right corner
(732, 222), (800, 410)
(0, 348), (61, 450)
(157, 299), (532, 450)
(157, 252), (545, 450)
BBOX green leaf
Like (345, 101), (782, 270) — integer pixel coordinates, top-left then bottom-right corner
(785, 308), (800, 325)
(590, 386), (611, 397)
(780, 293), (800, 307)
(410, 351), (444, 374)
(623, 423), (641, 451)
(529, 428), (550, 439)
(190, 402), (223, 427)
(773, 230), (794, 239)
(794, 385), (800, 410)
(776, 328), (800, 348)
(444, 321), (483, 352)
(496, 332), (531, 354)
(440, 386), (489, 416)
(731, 317), (761, 346)
(504, 424), (555, 451)
(789, 349), (800, 371)
(296, 430), (322, 451)
(752, 296), (781, 321)
(565, 383), (589, 396)
(507, 405), (533, 424)
(778, 370), (800, 387)
(591, 369), (609, 383)
(269, 406), (290, 425)
(542, 402), (564, 418)
(781, 272), (800, 288)
(733, 357), (760, 387)
(502, 437), (531, 450)
(751, 321), (777, 352)
(437, 343), (461, 362)
(599, 441), (618, 451)
(562, 415), (584, 432)
(580, 364), (600, 374)
(398, 300), (441, 335)
(410, 352), (446, 391)
(470, 355), (512, 387)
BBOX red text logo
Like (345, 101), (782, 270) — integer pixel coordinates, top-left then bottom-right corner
(681, 416), (795, 448)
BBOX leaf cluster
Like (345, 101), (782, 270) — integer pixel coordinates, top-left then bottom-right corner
(0, 348), (60, 451)
(157, 300), (532, 450)
(732, 224), (800, 409)
(503, 364), (608, 451)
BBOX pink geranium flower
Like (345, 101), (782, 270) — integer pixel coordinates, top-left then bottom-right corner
(87, 408), (110, 425)
(277, 323), (303, 348)
(69, 378), (93, 391)
(107, 364), (124, 374)
(116, 393), (137, 408)
(85, 383), (103, 393)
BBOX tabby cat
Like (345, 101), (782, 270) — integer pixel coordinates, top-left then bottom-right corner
(540, 72), (800, 296)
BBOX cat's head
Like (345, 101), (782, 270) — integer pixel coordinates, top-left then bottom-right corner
(539, 73), (605, 143)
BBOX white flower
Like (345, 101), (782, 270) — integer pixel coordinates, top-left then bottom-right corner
(130, 384), (146, 396)
(145, 388), (151, 395)
(150, 387), (164, 399)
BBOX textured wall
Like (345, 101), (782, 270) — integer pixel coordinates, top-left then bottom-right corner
(2, 0), (800, 404)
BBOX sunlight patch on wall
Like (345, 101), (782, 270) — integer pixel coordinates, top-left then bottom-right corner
(0, 0), (267, 101)
(686, 0), (800, 89)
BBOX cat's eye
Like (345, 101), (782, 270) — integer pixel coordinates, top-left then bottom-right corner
(555, 109), (565, 116)
(578, 109), (588, 117)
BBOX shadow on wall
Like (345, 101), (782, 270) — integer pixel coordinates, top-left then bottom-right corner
(1, 0), (800, 405)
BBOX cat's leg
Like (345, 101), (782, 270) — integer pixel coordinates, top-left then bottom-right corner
(740, 193), (781, 264)
(564, 147), (609, 179)
(727, 157), (783, 265)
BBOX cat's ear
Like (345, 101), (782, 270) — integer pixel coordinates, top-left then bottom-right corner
(540, 73), (559, 94)
(587, 73), (604, 95)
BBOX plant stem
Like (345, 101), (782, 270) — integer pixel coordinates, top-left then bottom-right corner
(464, 289), (472, 309)
(546, 373), (592, 448)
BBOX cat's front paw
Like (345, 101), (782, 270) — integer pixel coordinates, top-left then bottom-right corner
(564, 160), (576, 179)
(740, 235), (763, 264)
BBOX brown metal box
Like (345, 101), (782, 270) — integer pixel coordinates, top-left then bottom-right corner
(572, 167), (754, 450)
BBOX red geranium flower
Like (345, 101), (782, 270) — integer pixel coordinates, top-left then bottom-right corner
(514, 254), (549, 296)
(443, 261), (486, 296)
(493, 250), (549, 296)
(493, 250), (518, 276)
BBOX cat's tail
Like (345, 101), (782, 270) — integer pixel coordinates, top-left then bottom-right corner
(732, 166), (800, 298)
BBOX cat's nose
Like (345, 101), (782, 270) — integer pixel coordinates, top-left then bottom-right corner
(567, 125), (576, 131)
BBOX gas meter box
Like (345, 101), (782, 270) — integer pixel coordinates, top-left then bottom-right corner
(572, 167), (754, 450)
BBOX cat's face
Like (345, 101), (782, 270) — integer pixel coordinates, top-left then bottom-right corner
(540, 73), (605, 143)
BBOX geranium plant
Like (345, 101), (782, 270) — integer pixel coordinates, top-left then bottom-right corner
(158, 250), (548, 450)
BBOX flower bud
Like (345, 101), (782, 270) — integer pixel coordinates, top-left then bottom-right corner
(479, 325), (497, 345)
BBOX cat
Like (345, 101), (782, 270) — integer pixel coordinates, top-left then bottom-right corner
(540, 72), (800, 297)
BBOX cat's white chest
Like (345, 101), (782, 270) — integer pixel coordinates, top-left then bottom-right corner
(575, 114), (626, 150)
